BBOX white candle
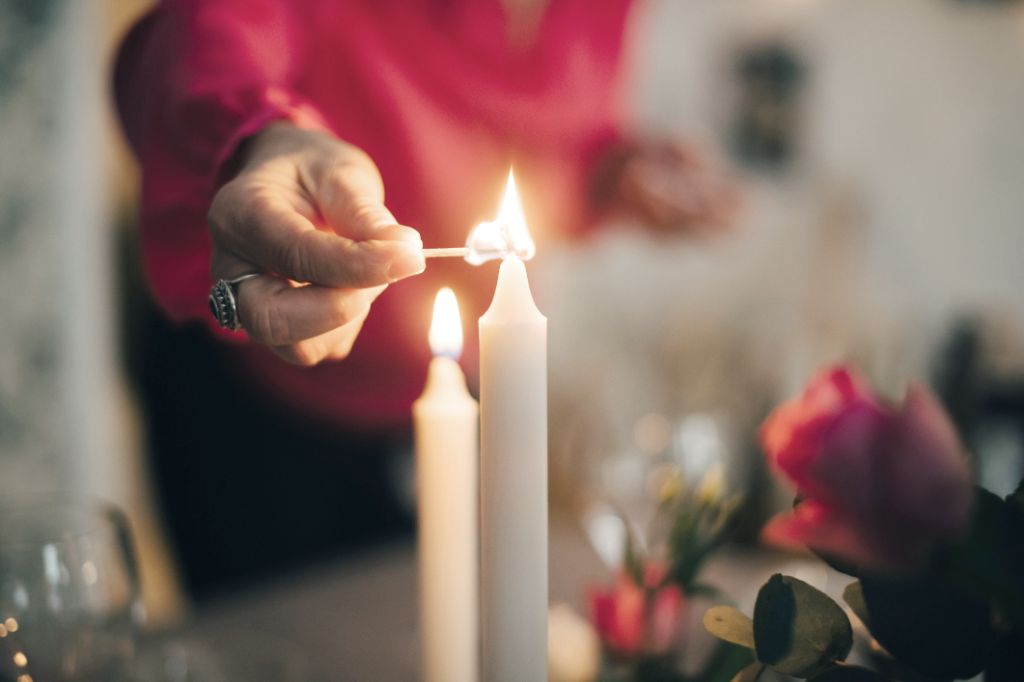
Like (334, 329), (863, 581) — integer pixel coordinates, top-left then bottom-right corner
(414, 288), (479, 682)
(479, 256), (548, 681)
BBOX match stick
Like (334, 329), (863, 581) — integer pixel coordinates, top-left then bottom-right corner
(422, 247), (470, 259)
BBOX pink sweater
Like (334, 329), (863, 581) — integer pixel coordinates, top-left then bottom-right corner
(115, 0), (634, 430)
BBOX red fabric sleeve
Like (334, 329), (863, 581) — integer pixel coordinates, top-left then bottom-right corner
(113, 0), (328, 328)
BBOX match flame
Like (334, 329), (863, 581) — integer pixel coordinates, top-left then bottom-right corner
(464, 169), (537, 265)
(428, 287), (463, 359)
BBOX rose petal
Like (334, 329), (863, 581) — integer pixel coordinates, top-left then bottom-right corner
(760, 396), (806, 456)
(770, 410), (835, 485)
(649, 585), (684, 654)
(759, 368), (974, 573)
(882, 384), (972, 539)
(825, 366), (872, 402)
(761, 500), (885, 568)
(611, 574), (646, 655)
(761, 366), (877, 461)
(588, 587), (617, 648)
(808, 400), (889, 515)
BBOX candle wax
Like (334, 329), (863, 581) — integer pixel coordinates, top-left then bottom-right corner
(414, 356), (479, 682)
(479, 257), (548, 682)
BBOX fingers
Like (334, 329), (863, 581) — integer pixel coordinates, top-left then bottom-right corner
(207, 129), (423, 367)
(622, 155), (741, 233)
(322, 305), (370, 360)
(235, 274), (387, 347)
(272, 307), (371, 366)
(209, 132), (425, 288)
(210, 189), (425, 287)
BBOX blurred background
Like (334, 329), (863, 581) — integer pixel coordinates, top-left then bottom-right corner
(1, 0), (1024, 671)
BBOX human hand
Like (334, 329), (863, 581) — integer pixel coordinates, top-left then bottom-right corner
(207, 123), (424, 366)
(595, 139), (742, 235)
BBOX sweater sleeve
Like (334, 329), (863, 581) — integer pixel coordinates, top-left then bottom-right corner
(114, 0), (329, 326)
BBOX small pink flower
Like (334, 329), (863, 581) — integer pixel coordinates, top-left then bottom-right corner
(588, 561), (684, 658)
(760, 366), (972, 571)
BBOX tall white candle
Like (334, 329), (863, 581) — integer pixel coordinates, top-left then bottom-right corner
(414, 288), (479, 682)
(479, 256), (548, 682)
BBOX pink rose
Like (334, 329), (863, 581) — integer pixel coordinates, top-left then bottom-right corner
(759, 366), (972, 571)
(588, 562), (684, 659)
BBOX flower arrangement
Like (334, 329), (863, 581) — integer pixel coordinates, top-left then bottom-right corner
(703, 366), (1024, 681)
(585, 466), (747, 681)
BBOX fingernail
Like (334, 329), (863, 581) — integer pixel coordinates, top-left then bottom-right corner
(387, 248), (426, 282)
(395, 225), (423, 246)
(375, 224), (422, 247)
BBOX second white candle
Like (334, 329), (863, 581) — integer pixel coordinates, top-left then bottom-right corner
(414, 288), (479, 682)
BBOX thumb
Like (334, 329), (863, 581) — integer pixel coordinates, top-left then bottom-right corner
(316, 162), (422, 245)
(334, 199), (423, 246)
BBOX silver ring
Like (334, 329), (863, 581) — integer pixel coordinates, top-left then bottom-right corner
(208, 273), (260, 331)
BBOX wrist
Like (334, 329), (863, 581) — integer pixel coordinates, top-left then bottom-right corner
(237, 121), (304, 170)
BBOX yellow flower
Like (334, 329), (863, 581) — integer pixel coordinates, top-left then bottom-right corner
(658, 471), (685, 504)
(696, 464), (725, 505)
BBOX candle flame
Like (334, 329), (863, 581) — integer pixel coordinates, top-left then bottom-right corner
(464, 169), (537, 265)
(428, 287), (463, 359)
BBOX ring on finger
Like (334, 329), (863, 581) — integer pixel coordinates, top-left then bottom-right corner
(208, 273), (261, 331)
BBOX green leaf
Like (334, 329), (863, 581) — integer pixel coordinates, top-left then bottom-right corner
(665, 495), (742, 591)
(729, 662), (765, 682)
(808, 664), (892, 681)
(938, 486), (1024, 629)
(667, 509), (702, 588)
(623, 520), (645, 588)
(704, 605), (755, 649)
(841, 582), (870, 630)
(1007, 478), (1024, 519)
(752, 574), (853, 678)
(856, 573), (997, 679)
(612, 502), (645, 587)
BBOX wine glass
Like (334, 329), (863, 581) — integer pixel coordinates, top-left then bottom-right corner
(0, 497), (142, 682)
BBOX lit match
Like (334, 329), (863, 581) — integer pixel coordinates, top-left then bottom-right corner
(423, 247), (470, 259)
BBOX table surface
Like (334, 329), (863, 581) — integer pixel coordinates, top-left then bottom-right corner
(181, 516), (840, 680)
